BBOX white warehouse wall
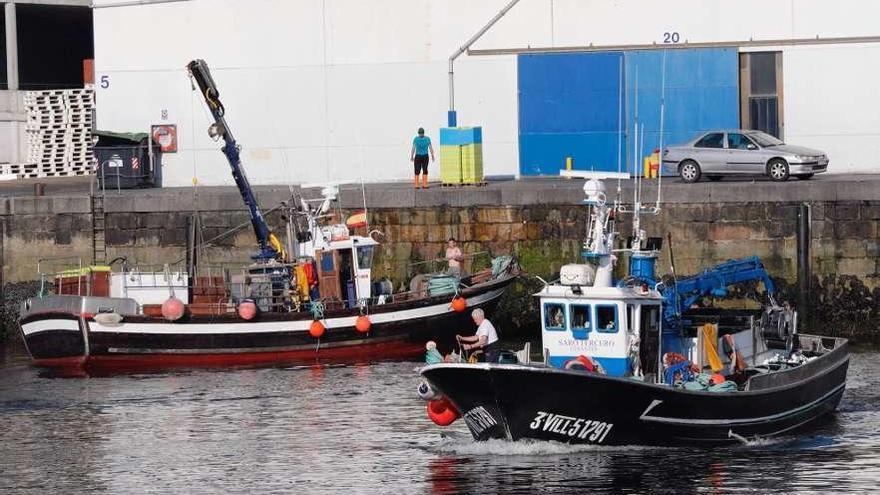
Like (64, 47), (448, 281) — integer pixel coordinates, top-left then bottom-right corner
(93, 0), (880, 186)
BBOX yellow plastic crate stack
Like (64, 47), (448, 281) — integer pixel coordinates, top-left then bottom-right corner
(440, 126), (483, 185)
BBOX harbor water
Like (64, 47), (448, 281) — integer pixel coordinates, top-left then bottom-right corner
(1, 344), (879, 495)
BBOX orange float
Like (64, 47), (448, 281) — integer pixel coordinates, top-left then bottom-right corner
(451, 296), (467, 312)
(161, 296), (185, 321)
(237, 300), (257, 320)
(355, 315), (372, 333)
(309, 320), (326, 338)
(427, 397), (460, 426)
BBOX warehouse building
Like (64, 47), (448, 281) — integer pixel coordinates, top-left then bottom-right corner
(1, 0), (93, 170)
(64, 1), (880, 185)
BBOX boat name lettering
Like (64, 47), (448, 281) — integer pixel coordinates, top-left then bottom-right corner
(464, 406), (497, 437)
(556, 337), (615, 348)
(529, 411), (614, 443)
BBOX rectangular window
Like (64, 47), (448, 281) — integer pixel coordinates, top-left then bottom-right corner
(356, 245), (374, 270)
(727, 132), (756, 150)
(544, 303), (566, 331)
(749, 52), (777, 95)
(596, 304), (618, 333)
(320, 252), (335, 272)
(749, 97), (779, 139)
(695, 133), (724, 149)
(740, 51), (783, 139)
(570, 304), (591, 339)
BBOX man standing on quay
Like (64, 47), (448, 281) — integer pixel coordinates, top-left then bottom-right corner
(410, 127), (434, 189)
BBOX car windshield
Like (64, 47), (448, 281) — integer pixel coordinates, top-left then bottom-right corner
(748, 131), (784, 147)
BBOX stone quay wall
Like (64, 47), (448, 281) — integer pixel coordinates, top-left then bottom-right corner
(1, 178), (879, 341)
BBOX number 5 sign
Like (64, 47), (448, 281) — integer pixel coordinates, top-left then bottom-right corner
(151, 124), (178, 153)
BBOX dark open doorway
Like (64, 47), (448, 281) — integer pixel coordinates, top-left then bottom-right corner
(16, 4), (93, 90)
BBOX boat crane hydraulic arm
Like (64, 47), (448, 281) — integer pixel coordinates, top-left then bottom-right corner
(660, 256), (777, 334)
(187, 59), (286, 262)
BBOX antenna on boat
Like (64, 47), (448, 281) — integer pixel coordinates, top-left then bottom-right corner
(655, 49), (667, 211)
(616, 56), (624, 204)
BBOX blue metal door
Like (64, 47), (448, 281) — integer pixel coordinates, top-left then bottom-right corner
(518, 52), (624, 176)
(517, 48), (740, 177)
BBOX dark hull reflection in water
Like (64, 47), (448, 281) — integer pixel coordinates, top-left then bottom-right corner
(1, 344), (879, 495)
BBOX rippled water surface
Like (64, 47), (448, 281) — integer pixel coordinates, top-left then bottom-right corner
(1, 345), (879, 494)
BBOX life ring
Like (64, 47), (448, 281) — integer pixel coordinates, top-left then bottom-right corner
(564, 355), (597, 372)
(427, 397), (460, 426)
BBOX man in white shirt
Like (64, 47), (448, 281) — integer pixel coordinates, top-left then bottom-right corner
(456, 308), (500, 363)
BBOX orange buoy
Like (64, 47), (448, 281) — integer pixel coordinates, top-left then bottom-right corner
(355, 315), (371, 333)
(309, 320), (325, 338)
(161, 296), (185, 321)
(237, 300), (257, 320)
(427, 397), (460, 426)
(451, 296), (467, 313)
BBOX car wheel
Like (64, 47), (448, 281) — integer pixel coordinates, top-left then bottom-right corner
(795, 174), (814, 180)
(679, 160), (702, 183)
(767, 159), (790, 182)
(707, 176), (723, 182)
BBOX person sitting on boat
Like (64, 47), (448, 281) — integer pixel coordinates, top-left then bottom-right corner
(445, 238), (464, 277)
(456, 308), (500, 363)
(425, 341), (444, 364)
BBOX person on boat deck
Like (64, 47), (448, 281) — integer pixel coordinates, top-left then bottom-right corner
(721, 334), (747, 374)
(445, 238), (464, 277)
(456, 308), (500, 363)
(410, 127), (435, 189)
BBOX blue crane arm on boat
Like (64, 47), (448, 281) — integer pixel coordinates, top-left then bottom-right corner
(187, 59), (286, 262)
(660, 256), (776, 339)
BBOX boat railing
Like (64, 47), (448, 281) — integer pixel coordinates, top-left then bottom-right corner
(35, 254), (510, 315)
(36, 256), (86, 298)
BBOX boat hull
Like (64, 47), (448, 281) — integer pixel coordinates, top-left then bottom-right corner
(421, 337), (849, 446)
(20, 276), (514, 373)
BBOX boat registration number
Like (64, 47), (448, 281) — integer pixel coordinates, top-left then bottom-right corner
(463, 406), (498, 437)
(529, 411), (613, 443)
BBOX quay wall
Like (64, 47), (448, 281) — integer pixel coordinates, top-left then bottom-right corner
(2, 180), (879, 342)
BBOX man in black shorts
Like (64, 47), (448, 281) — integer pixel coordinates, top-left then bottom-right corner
(410, 127), (434, 189)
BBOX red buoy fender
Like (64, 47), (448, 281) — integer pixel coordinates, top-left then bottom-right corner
(237, 300), (257, 320)
(309, 320), (325, 338)
(427, 397), (460, 426)
(451, 297), (467, 313)
(355, 315), (371, 333)
(161, 296), (185, 321)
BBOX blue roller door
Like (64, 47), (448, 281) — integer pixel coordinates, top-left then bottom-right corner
(517, 48), (739, 176)
(518, 52), (624, 175)
(625, 48), (739, 167)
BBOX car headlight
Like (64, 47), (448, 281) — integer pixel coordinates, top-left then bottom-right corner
(795, 155), (817, 161)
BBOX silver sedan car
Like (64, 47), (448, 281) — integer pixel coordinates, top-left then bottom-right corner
(663, 130), (829, 183)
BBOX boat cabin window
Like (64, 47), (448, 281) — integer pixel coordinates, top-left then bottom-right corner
(320, 252), (335, 272)
(596, 304), (618, 333)
(544, 303), (566, 331)
(356, 245), (375, 270)
(570, 304), (591, 339)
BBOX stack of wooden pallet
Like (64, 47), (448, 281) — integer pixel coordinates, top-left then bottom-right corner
(5, 88), (96, 179)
